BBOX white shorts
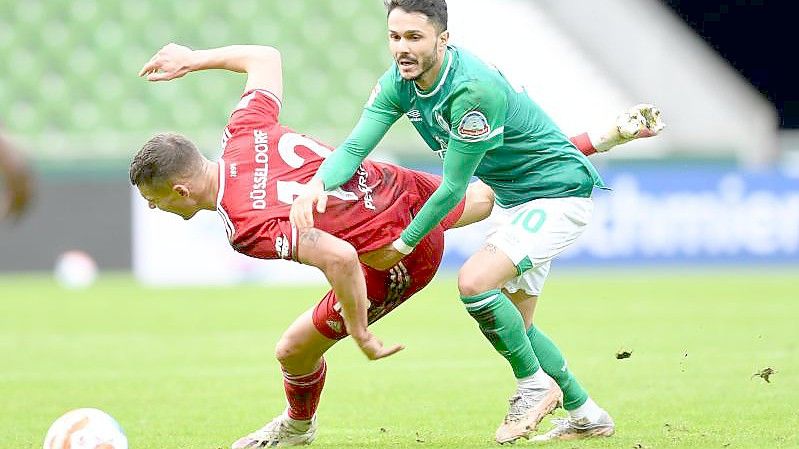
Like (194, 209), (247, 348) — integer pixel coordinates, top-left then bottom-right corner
(485, 197), (593, 296)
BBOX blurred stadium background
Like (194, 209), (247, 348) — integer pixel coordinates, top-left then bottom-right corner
(1, 0), (796, 275)
(2, 2), (797, 448)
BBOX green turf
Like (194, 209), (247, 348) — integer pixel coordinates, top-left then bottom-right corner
(1, 270), (797, 448)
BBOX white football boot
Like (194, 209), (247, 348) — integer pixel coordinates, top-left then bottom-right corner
(231, 411), (317, 448)
(531, 410), (615, 442)
(495, 373), (562, 444)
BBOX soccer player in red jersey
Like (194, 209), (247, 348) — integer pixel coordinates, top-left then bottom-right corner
(132, 43), (662, 448)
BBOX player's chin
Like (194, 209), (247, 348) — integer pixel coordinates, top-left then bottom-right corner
(179, 210), (198, 220)
(398, 66), (421, 80)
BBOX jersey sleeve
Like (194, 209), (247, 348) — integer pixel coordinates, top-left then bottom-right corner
(245, 218), (298, 261)
(399, 147), (483, 246)
(398, 81), (505, 247)
(226, 89), (283, 132)
(446, 80), (507, 154)
(317, 70), (403, 190)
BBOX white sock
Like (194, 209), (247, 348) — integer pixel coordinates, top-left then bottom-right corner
(567, 397), (604, 423)
(517, 368), (549, 390)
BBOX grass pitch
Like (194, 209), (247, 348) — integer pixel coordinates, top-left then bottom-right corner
(1, 269), (797, 448)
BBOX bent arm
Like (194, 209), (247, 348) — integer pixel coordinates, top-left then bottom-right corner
(451, 127), (650, 228)
(140, 43), (283, 100)
(316, 113), (394, 190)
(400, 146), (484, 246)
(295, 228), (370, 341)
(296, 228), (403, 360)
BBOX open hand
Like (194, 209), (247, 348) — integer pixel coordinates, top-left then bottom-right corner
(353, 332), (404, 360)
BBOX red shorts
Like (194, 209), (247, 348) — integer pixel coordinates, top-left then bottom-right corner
(312, 223), (454, 340)
(311, 169), (465, 340)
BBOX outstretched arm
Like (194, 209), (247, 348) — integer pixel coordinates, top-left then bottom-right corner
(139, 43), (283, 99)
(0, 132), (34, 222)
(295, 227), (403, 361)
(452, 103), (667, 228)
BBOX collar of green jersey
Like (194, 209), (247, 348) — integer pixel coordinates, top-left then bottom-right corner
(414, 47), (453, 98)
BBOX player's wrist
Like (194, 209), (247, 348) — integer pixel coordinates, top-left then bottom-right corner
(587, 128), (622, 153)
(391, 237), (415, 255)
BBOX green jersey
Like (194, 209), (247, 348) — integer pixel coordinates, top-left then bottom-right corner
(318, 46), (604, 248)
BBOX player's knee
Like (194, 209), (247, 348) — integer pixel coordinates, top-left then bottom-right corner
(274, 337), (303, 368)
(457, 270), (493, 297)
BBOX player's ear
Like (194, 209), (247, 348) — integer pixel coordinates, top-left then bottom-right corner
(173, 184), (190, 197)
(438, 30), (449, 50)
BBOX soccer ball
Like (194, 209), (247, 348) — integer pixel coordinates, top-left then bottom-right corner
(54, 250), (98, 289)
(43, 408), (128, 449)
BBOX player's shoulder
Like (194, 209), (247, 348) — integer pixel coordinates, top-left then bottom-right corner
(449, 48), (501, 89)
(227, 89), (283, 132)
(235, 89), (282, 111)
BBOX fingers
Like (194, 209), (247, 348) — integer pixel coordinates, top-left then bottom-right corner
(146, 71), (173, 82)
(631, 104), (665, 137)
(378, 343), (405, 359)
(138, 60), (157, 77)
(316, 193), (327, 213)
(362, 341), (405, 360)
(289, 196), (315, 229)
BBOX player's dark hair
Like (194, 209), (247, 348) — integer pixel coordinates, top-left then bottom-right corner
(129, 132), (203, 187)
(385, 0), (448, 32)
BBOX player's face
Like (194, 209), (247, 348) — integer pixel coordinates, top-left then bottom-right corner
(387, 9), (446, 83)
(138, 182), (200, 220)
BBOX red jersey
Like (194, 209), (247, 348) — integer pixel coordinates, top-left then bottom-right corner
(216, 90), (462, 261)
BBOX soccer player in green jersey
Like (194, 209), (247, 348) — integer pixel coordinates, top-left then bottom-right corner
(291, 0), (664, 443)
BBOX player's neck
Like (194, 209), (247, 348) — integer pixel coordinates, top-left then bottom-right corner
(197, 160), (219, 211)
(415, 50), (447, 91)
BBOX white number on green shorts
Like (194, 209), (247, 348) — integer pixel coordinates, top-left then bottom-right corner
(511, 209), (546, 233)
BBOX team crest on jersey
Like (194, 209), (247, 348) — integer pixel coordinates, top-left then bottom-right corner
(457, 110), (490, 138)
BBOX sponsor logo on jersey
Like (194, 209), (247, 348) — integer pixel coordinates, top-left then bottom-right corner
(250, 129), (269, 210)
(366, 82), (381, 108)
(457, 110), (490, 138)
(406, 109), (422, 122)
(229, 162), (238, 178)
(275, 234), (290, 259)
(356, 166), (376, 211)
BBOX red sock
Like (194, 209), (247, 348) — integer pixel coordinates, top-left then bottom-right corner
(283, 359), (327, 420)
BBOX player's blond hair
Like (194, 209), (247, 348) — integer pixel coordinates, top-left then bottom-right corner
(129, 132), (203, 187)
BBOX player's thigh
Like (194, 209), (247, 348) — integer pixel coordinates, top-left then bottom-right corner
(488, 197), (591, 295)
(458, 242), (519, 296)
(277, 308), (338, 371)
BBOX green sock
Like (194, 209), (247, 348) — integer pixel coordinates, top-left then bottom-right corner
(526, 324), (588, 410)
(461, 289), (539, 379)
